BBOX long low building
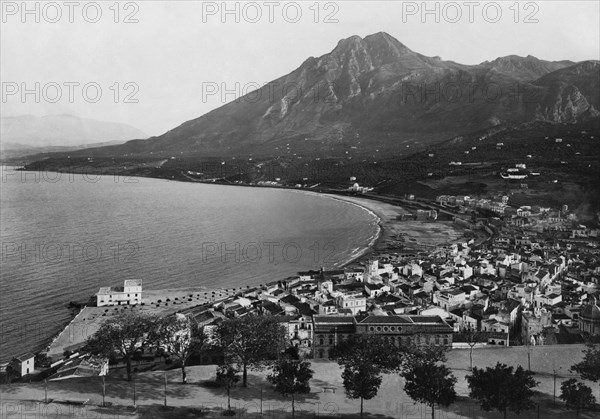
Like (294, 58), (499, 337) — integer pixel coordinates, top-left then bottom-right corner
(313, 314), (453, 359)
(96, 279), (142, 307)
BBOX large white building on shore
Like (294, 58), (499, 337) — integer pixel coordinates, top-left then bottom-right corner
(96, 279), (142, 307)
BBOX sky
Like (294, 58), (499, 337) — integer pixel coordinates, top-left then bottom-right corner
(1, 0), (599, 137)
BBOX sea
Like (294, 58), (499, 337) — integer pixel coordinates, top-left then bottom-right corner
(0, 166), (379, 363)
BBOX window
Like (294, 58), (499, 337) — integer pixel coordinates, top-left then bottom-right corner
(319, 338), (324, 345)
(328, 338), (333, 345)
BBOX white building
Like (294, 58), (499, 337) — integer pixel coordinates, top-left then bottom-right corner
(9, 353), (35, 377)
(336, 292), (367, 315)
(96, 279), (142, 307)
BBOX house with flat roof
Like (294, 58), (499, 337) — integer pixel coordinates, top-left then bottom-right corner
(96, 279), (142, 307)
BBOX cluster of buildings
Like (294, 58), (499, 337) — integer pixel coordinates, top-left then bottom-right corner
(436, 194), (590, 236)
(180, 200), (599, 358)
(8, 202), (599, 379)
(181, 269), (454, 360)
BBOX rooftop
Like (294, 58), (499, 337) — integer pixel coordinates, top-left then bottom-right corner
(14, 352), (35, 362)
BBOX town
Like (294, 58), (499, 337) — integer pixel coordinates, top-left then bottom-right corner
(3, 192), (599, 418)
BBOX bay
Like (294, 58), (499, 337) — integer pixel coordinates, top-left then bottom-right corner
(0, 167), (379, 363)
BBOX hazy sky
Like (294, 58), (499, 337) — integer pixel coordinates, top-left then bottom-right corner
(1, 0), (599, 137)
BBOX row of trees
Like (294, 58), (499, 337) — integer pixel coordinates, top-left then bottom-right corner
(85, 311), (600, 418)
(332, 334), (600, 419)
(86, 310), (291, 385)
(86, 310), (206, 382)
(331, 335), (458, 419)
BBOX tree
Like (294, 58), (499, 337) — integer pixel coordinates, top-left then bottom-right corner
(342, 362), (382, 419)
(403, 362), (457, 419)
(332, 334), (405, 373)
(467, 362), (538, 419)
(400, 342), (456, 419)
(4, 364), (19, 384)
(267, 359), (314, 418)
(150, 313), (206, 384)
(86, 310), (156, 381)
(216, 363), (240, 416)
(560, 378), (596, 418)
(213, 315), (287, 386)
(462, 330), (486, 371)
(570, 343), (600, 401)
(34, 353), (51, 369)
(332, 334), (405, 418)
(283, 345), (300, 360)
(401, 338), (449, 369)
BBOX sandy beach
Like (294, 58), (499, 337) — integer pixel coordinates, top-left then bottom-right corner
(323, 193), (469, 263)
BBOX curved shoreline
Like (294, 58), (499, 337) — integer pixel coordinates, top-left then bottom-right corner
(318, 193), (383, 268)
(6, 168), (464, 270)
(6, 166), (389, 270)
(276, 187), (385, 268)
(3, 168), (473, 362)
(2, 168), (391, 361)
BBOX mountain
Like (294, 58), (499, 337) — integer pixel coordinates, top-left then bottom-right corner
(1, 114), (147, 148)
(34, 32), (600, 159)
(477, 55), (575, 82)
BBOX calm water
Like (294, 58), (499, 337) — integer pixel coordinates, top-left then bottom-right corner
(0, 167), (378, 362)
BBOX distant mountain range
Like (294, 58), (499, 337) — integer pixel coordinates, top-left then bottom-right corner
(1, 114), (146, 159)
(20, 32), (600, 159)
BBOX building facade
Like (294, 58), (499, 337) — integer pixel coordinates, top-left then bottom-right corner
(579, 297), (600, 336)
(96, 279), (142, 307)
(312, 316), (357, 359)
(10, 353), (35, 377)
(288, 315), (314, 358)
(355, 315), (453, 348)
(313, 314), (453, 359)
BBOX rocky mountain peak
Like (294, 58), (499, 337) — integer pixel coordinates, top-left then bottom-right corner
(46, 32), (599, 158)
